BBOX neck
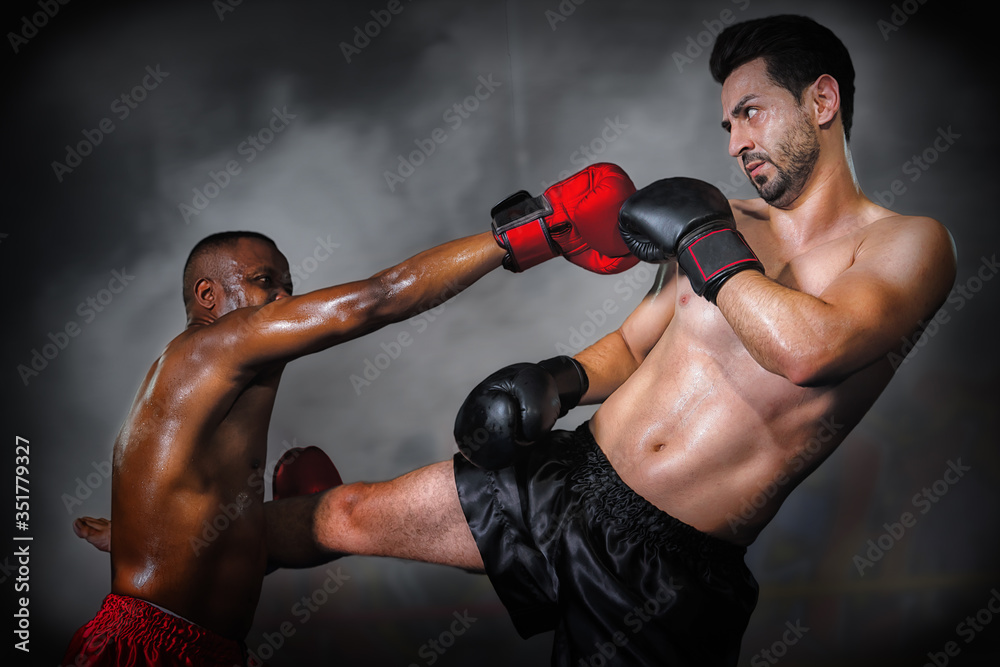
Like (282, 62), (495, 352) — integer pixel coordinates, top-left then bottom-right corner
(186, 310), (217, 328)
(767, 138), (872, 247)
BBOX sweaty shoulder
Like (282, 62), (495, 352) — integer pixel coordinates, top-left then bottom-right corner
(856, 212), (957, 270)
(839, 211), (957, 329)
(152, 327), (219, 381)
(860, 211), (952, 241)
(162, 314), (254, 379)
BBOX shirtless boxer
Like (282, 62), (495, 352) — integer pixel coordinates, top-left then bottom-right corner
(63, 163), (638, 666)
(258, 15), (957, 667)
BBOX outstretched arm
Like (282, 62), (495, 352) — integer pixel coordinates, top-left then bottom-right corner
(210, 162), (640, 374)
(219, 232), (506, 372)
(715, 216), (956, 386)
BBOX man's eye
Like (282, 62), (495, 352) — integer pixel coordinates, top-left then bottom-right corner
(747, 108), (758, 119)
(257, 276), (270, 284)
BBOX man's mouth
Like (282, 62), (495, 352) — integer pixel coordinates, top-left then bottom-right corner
(745, 159), (767, 178)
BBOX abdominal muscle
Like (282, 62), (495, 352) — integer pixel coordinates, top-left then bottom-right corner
(589, 313), (870, 547)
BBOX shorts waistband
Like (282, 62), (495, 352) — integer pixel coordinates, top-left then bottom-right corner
(85, 594), (246, 665)
(567, 422), (747, 563)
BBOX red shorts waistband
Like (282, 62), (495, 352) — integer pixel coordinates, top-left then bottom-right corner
(65, 594), (247, 666)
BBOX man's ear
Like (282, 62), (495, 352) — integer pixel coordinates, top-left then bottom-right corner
(808, 73), (841, 131)
(194, 277), (217, 311)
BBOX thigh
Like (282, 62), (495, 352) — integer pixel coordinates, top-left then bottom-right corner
(321, 460), (484, 572)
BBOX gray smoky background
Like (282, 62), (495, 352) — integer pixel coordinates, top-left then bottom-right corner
(2, 0), (997, 665)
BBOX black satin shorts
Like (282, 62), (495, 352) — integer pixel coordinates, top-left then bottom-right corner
(453, 422), (759, 667)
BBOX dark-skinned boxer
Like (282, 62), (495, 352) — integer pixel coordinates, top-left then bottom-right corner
(65, 162), (637, 666)
(65, 447), (344, 665)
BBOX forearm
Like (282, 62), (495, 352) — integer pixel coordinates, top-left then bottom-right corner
(715, 271), (845, 385)
(367, 232), (505, 324)
(235, 233), (505, 367)
(575, 330), (640, 404)
(263, 494), (341, 570)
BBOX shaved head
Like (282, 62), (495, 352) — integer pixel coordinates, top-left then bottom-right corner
(182, 231), (279, 310)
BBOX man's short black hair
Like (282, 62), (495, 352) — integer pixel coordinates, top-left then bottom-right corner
(709, 15), (856, 141)
(182, 231), (277, 308)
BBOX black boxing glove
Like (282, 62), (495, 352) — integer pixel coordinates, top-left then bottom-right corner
(618, 177), (764, 303)
(453, 356), (588, 470)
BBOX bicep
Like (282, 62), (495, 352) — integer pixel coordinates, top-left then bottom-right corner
(814, 218), (955, 374)
(216, 280), (388, 371)
(618, 263), (678, 363)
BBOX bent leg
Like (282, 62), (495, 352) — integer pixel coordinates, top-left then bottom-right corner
(315, 460), (484, 571)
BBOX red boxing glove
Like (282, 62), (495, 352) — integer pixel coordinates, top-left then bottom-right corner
(491, 163), (639, 274)
(272, 446), (343, 500)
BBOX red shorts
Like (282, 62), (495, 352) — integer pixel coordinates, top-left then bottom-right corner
(62, 594), (248, 667)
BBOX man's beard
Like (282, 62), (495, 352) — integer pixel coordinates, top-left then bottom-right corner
(744, 111), (820, 209)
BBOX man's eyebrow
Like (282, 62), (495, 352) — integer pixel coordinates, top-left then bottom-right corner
(721, 93), (757, 131)
(245, 265), (272, 276)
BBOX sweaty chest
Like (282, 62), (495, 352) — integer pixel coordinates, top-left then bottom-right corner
(670, 231), (858, 355)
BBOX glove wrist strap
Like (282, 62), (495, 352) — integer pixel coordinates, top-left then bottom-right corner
(490, 191), (557, 272)
(678, 228), (764, 304)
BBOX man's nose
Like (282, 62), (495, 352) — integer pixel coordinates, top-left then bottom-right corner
(728, 125), (753, 158)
